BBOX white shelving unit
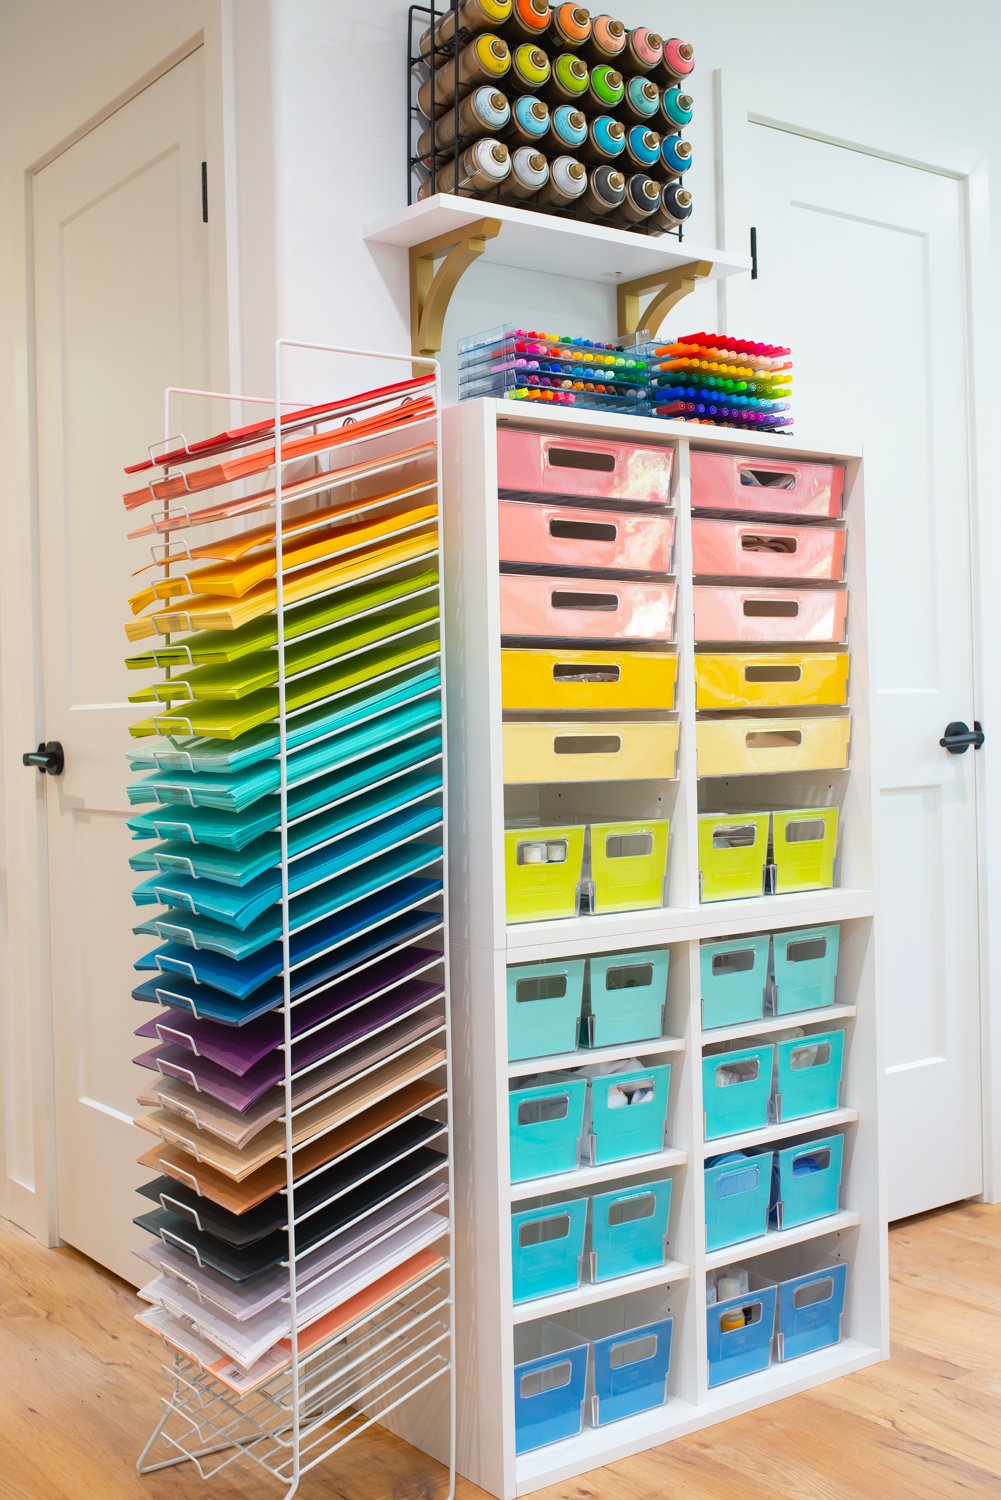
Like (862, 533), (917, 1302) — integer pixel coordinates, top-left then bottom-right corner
(440, 399), (888, 1499)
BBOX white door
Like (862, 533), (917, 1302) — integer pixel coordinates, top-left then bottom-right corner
(724, 125), (983, 1220)
(32, 51), (212, 1281)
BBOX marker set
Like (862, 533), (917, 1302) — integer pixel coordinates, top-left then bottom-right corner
(409, 2), (695, 235)
(458, 323), (650, 411)
(649, 333), (795, 431)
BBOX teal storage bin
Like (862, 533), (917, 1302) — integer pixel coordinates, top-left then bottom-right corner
(771, 925), (840, 1015)
(589, 1179), (673, 1283)
(507, 960), (585, 1062)
(700, 935), (769, 1030)
(771, 1133), (844, 1229)
(586, 1064), (671, 1166)
(509, 1079), (587, 1184)
(513, 1326), (588, 1454)
(702, 1044), (773, 1140)
(591, 1315), (673, 1425)
(511, 1198), (588, 1304)
(705, 1152), (773, 1251)
(584, 949), (669, 1048)
(706, 1280), (777, 1387)
(774, 1029), (844, 1121)
(777, 1258), (847, 1360)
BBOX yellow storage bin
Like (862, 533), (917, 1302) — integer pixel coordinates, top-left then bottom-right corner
(696, 716), (851, 777)
(505, 826), (585, 923)
(504, 721), (680, 785)
(501, 648), (677, 713)
(695, 653), (849, 711)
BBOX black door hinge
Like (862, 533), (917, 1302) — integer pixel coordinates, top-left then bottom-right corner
(201, 161), (208, 223)
(750, 225), (758, 280)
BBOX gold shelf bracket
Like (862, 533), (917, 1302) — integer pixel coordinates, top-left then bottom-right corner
(616, 258), (714, 340)
(409, 217), (502, 359)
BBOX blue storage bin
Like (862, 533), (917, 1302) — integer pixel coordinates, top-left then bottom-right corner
(777, 1258), (848, 1360)
(774, 1029), (844, 1121)
(700, 935), (770, 1030)
(584, 949), (669, 1048)
(511, 1198), (588, 1304)
(589, 1179), (673, 1283)
(592, 1316), (673, 1425)
(770, 925), (840, 1015)
(705, 1152), (773, 1251)
(513, 1329), (589, 1454)
(586, 1064), (671, 1166)
(702, 1044), (773, 1140)
(706, 1280), (777, 1387)
(509, 1080), (587, 1184)
(507, 960), (585, 1062)
(771, 1133), (844, 1229)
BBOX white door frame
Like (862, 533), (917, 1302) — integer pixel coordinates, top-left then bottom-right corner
(0, 6), (239, 1245)
(713, 69), (1001, 1206)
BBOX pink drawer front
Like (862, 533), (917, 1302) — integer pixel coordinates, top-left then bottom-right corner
(497, 428), (673, 505)
(691, 450), (844, 519)
(691, 518), (846, 582)
(498, 501), (675, 575)
(501, 573), (677, 642)
(693, 585), (848, 644)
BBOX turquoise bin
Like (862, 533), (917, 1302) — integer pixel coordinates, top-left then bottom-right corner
(702, 1044), (773, 1140)
(777, 1259), (847, 1360)
(771, 925), (840, 1014)
(584, 949), (669, 1047)
(774, 1029), (844, 1121)
(589, 1178), (673, 1282)
(511, 1198), (588, 1304)
(705, 1152), (773, 1251)
(507, 959), (585, 1062)
(771, 1133), (844, 1229)
(700, 935), (770, 1030)
(706, 1280), (777, 1387)
(587, 1064), (671, 1166)
(509, 1079), (587, 1184)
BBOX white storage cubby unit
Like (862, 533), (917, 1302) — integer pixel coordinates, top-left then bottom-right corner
(441, 399), (887, 1499)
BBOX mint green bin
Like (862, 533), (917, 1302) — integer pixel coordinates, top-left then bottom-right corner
(584, 949), (669, 1048)
(705, 1152), (773, 1251)
(702, 1044), (773, 1140)
(589, 820), (669, 914)
(509, 1080), (587, 1184)
(507, 960), (585, 1062)
(774, 1030), (845, 1121)
(771, 925), (840, 1014)
(587, 1064), (671, 1166)
(698, 813), (770, 903)
(700, 935), (770, 1029)
(589, 1179), (673, 1282)
(772, 808), (839, 894)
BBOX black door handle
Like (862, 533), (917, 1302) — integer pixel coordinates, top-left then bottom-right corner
(939, 721), (985, 755)
(22, 740), (64, 776)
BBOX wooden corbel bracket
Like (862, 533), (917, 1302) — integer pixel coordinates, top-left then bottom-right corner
(409, 217), (502, 358)
(616, 258), (714, 340)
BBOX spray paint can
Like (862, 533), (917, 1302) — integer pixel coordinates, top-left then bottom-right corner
(660, 134), (692, 177)
(538, 155), (588, 208)
(418, 138), (511, 196)
(580, 115), (625, 163)
(623, 125), (660, 169)
(510, 42), (551, 91)
(586, 62), (624, 110)
(547, 105), (588, 151)
(504, 0), (552, 42)
(624, 26), (663, 72)
(582, 15), (627, 65)
(543, 53), (589, 103)
(619, 76), (660, 122)
(419, 0), (513, 58)
(505, 95), (550, 145)
(417, 34), (511, 116)
(579, 163), (626, 218)
(506, 146), (550, 198)
(416, 86), (510, 159)
(659, 38), (695, 81)
(550, 4), (593, 49)
(661, 86), (694, 129)
(652, 182), (693, 230)
(620, 173), (660, 223)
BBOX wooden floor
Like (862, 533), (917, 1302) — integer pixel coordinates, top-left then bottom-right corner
(2, 1202), (1000, 1499)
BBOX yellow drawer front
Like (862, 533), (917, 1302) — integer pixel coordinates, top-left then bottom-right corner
(695, 652), (850, 710)
(696, 716), (851, 777)
(502, 648), (677, 713)
(504, 720), (680, 784)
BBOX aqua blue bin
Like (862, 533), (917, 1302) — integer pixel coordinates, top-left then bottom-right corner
(705, 1152), (772, 1251)
(771, 1133), (844, 1229)
(509, 1080), (587, 1184)
(700, 935), (769, 1030)
(585, 949), (669, 1047)
(706, 1281), (777, 1387)
(588, 1064), (671, 1166)
(514, 1340), (588, 1454)
(777, 1260), (847, 1360)
(592, 1316), (673, 1425)
(771, 925), (840, 1014)
(507, 960), (585, 1062)
(589, 1179), (672, 1282)
(702, 1044), (773, 1140)
(774, 1029), (844, 1121)
(511, 1198), (588, 1303)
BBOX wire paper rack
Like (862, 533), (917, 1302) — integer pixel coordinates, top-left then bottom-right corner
(127, 342), (455, 1498)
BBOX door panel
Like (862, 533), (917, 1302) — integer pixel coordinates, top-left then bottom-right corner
(726, 126), (982, 1219)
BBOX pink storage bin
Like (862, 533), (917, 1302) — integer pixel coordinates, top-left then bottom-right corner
(691, 518), (846, 582)
(497, 428), (673, 505)
(691, 450), (844, 519)
(498, 501), (675, 575)
(501, 573), (677, 642)
(693, 585), (848, 644)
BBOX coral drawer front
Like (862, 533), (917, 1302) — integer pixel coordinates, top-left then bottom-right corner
(503, 721), (680, 784)
(498, 428), (673, 504)
(501, 574), (677, 642)
(498, 501), (675, 574)
(696, 716), (851, 777)
(695, 653), (849, 710)
(502, 648), (678, 712)
(690, 451), (844, 519)
(693, 586), (847, 644)
(691, 518), (846, 582)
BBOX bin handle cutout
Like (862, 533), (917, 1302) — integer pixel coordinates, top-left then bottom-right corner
(553, 662), (621, 684)
(520, 1361), (574, 1398)
(608, 1191), (657, 1226)
(711, 948), (755, 976)
(744, 663), (802, 683)
(551, 588), (619, 612)
(792, 1146), (832, 1173)
(738, 464), (798, 490)
(604, 961), (655, 991)
(516, 838), (568, 866)
(555, 733), (622, 756)
(782, 818), (827, 844)
(545, 443), (617, 473)
(517, 1213), (572, 1248)
(717, 1299), (763, 1331)
(607, 1076), (655, 1108)
(610, 1331), (659, 1368)
(549, 517), (619, 544)
(605, 831), (654, 860)
(515, 973), (569, 1005)
(743, 598), (800, 618)
(715, 1163), (760, 1197)
(714, 1056), (760, 1085)
(786, 936), (828, 963)
(740, 532), (798, 554)
(790, 1041), (833, 1071)
(792, 1275), (835, 1309)
(712, 824), (757, 849)
(517, 1094), (571, 1126)
(746, 729), (803, 750)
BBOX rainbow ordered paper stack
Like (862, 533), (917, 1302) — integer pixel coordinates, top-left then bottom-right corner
(647, 333), (794, 431)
